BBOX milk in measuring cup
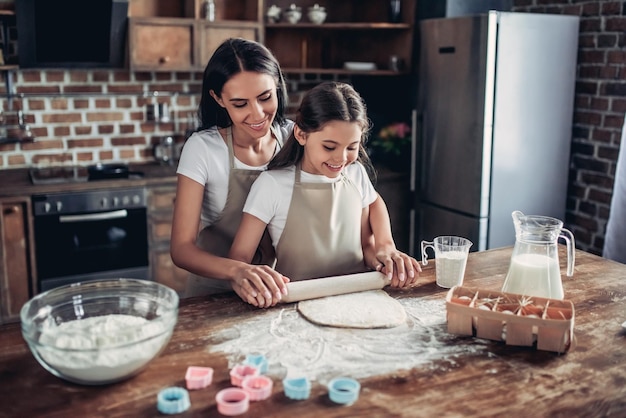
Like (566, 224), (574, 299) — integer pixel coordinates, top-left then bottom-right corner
(435, 251), (468, 288)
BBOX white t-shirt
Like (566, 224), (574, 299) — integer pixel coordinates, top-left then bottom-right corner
(244, 163), (378, 247)
(176, 122), (294, 227)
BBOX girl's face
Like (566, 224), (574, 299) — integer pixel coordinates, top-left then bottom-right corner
(295, 120), (362, 178)
(211, 71), (278, 140)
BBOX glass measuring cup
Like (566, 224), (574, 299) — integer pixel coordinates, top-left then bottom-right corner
(421, 236), (473, 288)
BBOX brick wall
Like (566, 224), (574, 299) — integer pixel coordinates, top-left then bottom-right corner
(0, 70), (203, 167)
(511, 0), (626, 255)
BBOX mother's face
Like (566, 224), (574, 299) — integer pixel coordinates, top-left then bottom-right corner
(211, 71), (278, 140)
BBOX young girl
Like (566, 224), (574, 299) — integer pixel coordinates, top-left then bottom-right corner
(229, 81), (421, 307)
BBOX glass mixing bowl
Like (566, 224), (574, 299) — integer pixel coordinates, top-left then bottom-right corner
(20, 278), (179, 385)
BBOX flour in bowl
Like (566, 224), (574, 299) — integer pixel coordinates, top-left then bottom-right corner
(35, 314), (171, 383)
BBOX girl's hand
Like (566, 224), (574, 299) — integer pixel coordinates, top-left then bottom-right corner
(371, 244), (421, 288)
(231, 264), (289, 308)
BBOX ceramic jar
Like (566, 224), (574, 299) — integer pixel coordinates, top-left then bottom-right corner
(307, 4), (326, 24)
(284, 4), (302, 24)
(266, 5), (281, 23)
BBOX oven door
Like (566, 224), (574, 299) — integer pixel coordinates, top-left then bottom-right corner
(34, 207), (149, 291)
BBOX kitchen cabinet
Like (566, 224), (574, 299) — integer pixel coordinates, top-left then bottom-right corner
(128, 0), (415, 74)
(0, 197), (36, 325)
(147, 185), (188, 295)
(128, 0), (262, 72)
(263, 0), (416, 74)
(0, 10), (18, 70)
(197, 20), (262, 67)
(129, 18), (196, 72)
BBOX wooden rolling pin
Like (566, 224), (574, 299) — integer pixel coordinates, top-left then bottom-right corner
(281, 271), (390, 303)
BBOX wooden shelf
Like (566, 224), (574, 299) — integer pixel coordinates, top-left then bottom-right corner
(265, 22), (412, 29)
(262, 0), (416, 75)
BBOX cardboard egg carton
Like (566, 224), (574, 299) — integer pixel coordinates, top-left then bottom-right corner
(445, 286), (575, 353)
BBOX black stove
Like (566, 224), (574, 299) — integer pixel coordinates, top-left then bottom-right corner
(32, 186), (150, 291)
(30, 163), (144, 185)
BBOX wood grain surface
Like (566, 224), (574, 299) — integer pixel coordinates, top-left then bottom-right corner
(1, 246), (625, 417)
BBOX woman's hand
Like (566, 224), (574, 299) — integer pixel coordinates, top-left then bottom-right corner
(370, 244), (422, 288)
(231, 264), (289, 308)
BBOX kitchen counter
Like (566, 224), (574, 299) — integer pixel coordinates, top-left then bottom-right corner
(1, 246), (625, 417)
(0, 163), (178, 197)
(0, 164), (406, 197)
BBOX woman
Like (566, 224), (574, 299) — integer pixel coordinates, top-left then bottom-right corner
(171, 38), (291, 300)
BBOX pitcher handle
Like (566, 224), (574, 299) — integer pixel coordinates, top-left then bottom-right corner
(559, 228), (576, 277)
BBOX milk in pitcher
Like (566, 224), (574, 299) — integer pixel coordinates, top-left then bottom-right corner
(503, 253), (563, 299)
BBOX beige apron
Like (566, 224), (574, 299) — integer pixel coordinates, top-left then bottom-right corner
(185, 127), (278, 297)
(274, 165), (366, 281)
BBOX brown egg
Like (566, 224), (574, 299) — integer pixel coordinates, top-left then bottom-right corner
(451, 297), (472, 306)
(521, 305), (544, 317)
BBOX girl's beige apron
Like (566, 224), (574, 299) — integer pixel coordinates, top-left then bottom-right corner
(185, 127), (277, 297)
(274, 165), (366, 281)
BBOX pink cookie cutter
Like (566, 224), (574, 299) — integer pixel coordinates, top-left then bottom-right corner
(216, 388), (250, 416)
(185, 366), (214, 390)
(242, 375), (273, 401)
(229, 364), (260, 387)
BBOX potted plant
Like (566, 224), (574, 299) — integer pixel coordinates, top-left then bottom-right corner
(369, 122), (412, 172)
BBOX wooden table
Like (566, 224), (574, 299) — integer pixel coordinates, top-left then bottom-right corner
(1, 247), (625, 417)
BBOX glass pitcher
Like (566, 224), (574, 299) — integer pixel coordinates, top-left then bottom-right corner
(502, 210), (575, 300)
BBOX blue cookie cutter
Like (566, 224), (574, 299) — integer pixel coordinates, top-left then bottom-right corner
(157, 387), (191, 414)
(328, 377), (360, 405)
(283, 376), (311, 400)
(243, 353), (268, 374)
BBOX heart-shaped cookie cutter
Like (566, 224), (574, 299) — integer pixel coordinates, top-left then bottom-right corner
(229, 364), (260, 387)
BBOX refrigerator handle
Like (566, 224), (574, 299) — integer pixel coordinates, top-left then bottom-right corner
(418, 111), (428, 194)
(411, 109), (427, 194)
(409, 208), (416, 257)
(410, 109), (418, 192)
(409, 108), (418, 257)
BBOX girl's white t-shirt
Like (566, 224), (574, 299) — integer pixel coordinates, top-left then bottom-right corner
(176, 122), (293, 227)
(244, 163), (378, 247)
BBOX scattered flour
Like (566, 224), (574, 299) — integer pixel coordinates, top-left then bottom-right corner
(35, 314), (171, 384)
(209, 297), (489, 384)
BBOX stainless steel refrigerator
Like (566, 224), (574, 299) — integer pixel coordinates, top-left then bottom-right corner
(410, 11), (579, 254)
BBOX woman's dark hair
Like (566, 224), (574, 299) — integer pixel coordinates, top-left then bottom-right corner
(197, 38), (288, 130)
(269, 81), (375, 179)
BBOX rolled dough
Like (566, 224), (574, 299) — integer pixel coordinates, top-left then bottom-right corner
(297, 290), (407, 329)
